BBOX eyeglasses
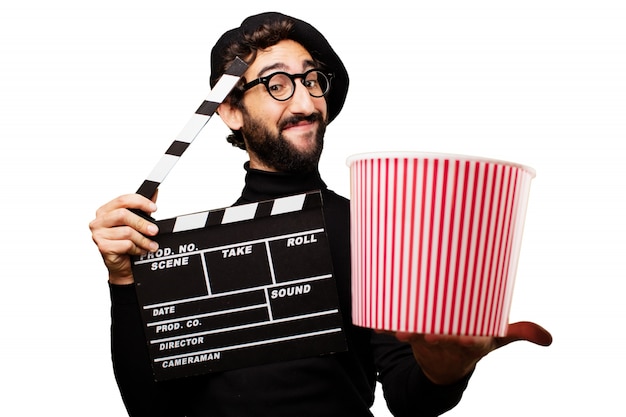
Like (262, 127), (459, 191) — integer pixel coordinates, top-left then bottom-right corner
(242, 69), (333, 101)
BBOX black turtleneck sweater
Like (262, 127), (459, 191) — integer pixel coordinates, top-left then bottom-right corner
(109, 164), (470, 417)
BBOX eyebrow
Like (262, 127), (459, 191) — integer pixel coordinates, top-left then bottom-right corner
(256, 59), (317, 78)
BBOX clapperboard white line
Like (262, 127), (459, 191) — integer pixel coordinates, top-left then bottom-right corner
(134, 228), (326, 266)
(144, 273), (334, 310)
(135, 56), (248, 201)
(156, 193), (312, 233)
(200, 254), (212, 296)
(147, 304), (264, 327)
(151, 309), (341, 345)
(265, 240), (277, 286)
(154, 328), (344, 363)
(263, 289), (275, 321)
(263, 240), (277, 321)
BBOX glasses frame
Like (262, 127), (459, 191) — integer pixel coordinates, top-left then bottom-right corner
(242, 68), (334, 102)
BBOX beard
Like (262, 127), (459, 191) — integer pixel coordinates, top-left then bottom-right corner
(239, 108), (326, 173)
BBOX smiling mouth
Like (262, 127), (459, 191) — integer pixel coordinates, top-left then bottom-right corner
(283, 120), (315, 130)
(280, 113), (323, 131)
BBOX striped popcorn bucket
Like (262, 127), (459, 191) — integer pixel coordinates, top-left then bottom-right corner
(347, 152), (535, 337)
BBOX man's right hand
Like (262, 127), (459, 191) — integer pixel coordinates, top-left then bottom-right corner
(89, 194), (159, 285)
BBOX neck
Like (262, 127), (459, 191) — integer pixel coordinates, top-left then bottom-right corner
(248, 157), (279, 173)
(237, 162), (327, 204)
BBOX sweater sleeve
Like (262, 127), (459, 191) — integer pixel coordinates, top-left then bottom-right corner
(372, 332), (471, 417)
(110, 284), (189, 417)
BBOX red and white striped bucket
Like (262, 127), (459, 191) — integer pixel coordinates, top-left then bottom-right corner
(347, 152), (535, 337)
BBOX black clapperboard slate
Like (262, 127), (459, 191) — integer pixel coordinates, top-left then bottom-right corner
(131, 191), (347, 381)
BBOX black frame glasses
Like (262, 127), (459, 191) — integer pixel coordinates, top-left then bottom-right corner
(242, 69), (334, 101)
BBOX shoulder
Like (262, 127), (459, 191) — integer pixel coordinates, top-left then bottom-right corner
(321, 188), (349, 206)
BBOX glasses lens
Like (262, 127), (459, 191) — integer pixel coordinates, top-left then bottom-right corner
(263, 71), (331, 101)
(305, 71), (330, 97)
(267, 73), (293, 101)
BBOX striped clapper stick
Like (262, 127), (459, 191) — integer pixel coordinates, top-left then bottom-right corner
(136, 57), (248, 199)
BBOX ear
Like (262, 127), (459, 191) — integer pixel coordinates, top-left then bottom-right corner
(217, 101), (244, 131)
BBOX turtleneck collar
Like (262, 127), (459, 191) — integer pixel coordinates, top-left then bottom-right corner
(237, 162), (328, 204)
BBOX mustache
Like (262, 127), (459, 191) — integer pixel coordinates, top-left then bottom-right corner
(279, 112), (325, 130)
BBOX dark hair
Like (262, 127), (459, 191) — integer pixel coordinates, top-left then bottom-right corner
(219, 19), (296, 150)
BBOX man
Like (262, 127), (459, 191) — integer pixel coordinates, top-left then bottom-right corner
(90, 12), (552, 416)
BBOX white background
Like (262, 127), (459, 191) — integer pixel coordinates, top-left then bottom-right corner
(1, 1), (624, 415)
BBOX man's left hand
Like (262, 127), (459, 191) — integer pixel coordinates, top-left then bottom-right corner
(394, 321), (553, 385)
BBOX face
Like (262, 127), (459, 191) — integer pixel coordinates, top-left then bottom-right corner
(233, 39), (329, 173)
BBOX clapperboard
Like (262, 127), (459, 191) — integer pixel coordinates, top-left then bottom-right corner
(129, 57), (346, 381)
(131, 192), (347, 381)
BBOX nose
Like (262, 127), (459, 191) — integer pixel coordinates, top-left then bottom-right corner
(287, 80), (317, 115)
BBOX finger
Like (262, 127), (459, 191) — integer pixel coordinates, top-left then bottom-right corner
(395, 332), (457, 345)
(98, 225), (159, 254)
(395, 332), (489, 348)
(99, 236), (148, 259)
(93, 203), (159, 237)
(393, 331), (422, 343)
(91, 204), (160, 259)
(95, 194), (158, 219)
(497, 321), (553, 348)
(424, 333), (492, 347)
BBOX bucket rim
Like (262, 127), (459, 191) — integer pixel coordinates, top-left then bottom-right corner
(346, 151), (536, 178)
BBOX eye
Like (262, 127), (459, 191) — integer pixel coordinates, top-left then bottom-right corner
(303, 78), (318, 89)
(268, 82), (286, 92)
(267, 73), (291, 95)
(304, 71), (328, 96)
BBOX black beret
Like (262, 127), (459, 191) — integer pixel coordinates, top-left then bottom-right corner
(210, 12), (349, 124)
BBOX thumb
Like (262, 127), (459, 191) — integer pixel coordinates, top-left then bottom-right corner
(496, 321), (553, 349)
